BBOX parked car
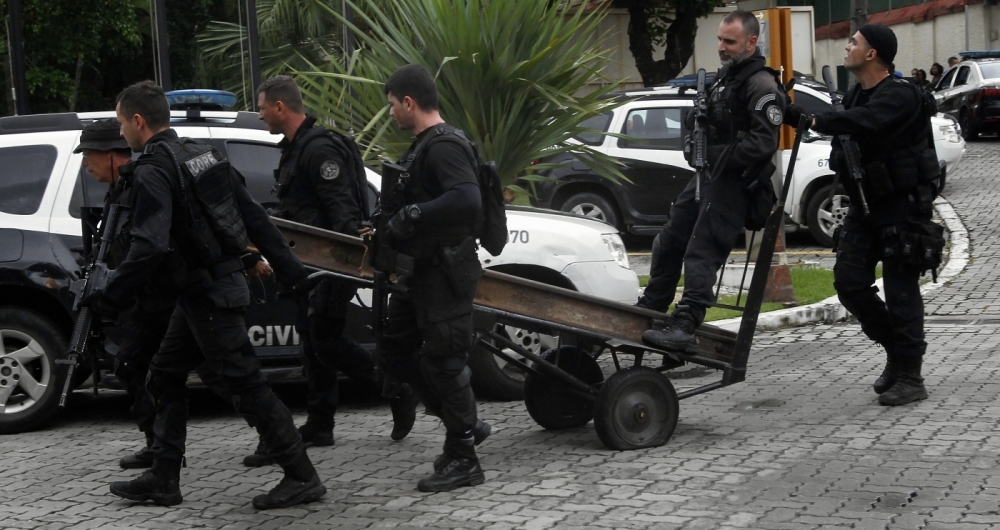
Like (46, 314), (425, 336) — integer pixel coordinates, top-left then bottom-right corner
(527, 80), (965, 246)
(932, 50), (1000, 140)
(0, 110), (638, 433)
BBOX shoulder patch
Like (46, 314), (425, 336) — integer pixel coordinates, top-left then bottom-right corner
(766, 105), (783, 126)
(320, 161), (341, 180)
(754, 93), (777, 111)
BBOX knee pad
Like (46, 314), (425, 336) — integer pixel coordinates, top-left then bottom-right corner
(419, 356), (471, 396)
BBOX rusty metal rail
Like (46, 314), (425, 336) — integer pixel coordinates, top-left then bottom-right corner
(272, 217), (739, 368)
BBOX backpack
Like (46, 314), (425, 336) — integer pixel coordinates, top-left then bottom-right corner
(286, 126), (372, 222)
(409, 125), (508, 257)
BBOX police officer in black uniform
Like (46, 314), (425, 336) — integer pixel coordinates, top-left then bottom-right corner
(78, 120), (272, 471)
(241, 76), (418, 469)
(75, 119), (163, 469)
(379, 64), (490, 492)
(786, 25), (940, 406)
(97, 81), (324, 509)
(641, 10), (785, 351)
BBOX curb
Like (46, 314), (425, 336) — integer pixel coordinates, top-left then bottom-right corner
(711, 196), (969, 332)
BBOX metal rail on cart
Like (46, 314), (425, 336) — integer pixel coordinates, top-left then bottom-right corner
(273, 117), (808, 451)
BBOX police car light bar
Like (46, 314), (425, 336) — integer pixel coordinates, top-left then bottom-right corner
(960, 50), (1000, 60)
(165, 89), (238, 111)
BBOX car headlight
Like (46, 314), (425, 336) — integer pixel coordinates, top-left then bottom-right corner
(601, 233), (630, 270)
(939, 124), (962, 143)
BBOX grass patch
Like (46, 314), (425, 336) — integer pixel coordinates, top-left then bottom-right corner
(638, 265), (884, 321)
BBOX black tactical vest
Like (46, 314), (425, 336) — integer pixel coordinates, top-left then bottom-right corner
(706, 59), (781, 146)
(141, 138), (249, 271)
(103, 173), (134, 270)
(273, 123), (369, 231)
(840, 78), (940, 196)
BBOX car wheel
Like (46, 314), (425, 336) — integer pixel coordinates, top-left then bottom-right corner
(960, 109), (979, 141)
(806, 184), (850, 248)
(561, 192), (620, 230)
(468, 323), (558, 401)
(0, 308), (69, 434)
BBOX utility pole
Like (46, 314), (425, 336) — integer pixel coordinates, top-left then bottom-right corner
(7, 0), (29, 115)
(848, 0), (868, 89)
(246, 0), (262, 110)
(152, 0), (171, 91)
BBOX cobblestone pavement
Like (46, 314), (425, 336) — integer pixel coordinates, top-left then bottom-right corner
(1, 141), (997, 529)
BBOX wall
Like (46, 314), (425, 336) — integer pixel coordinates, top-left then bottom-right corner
(592, 6), (815, 91)
(813, 3), (999, 81)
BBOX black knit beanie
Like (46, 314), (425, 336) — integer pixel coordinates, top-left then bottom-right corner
(858, 24), (897, 69)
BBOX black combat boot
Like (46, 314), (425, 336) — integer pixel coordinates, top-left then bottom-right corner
(418, 433), (485, 493)
(390, 383), (419, 441)
(119, 432), (155, 469)
(641, 314), (698, 353)
(873, 347), (899, 395)
(252, 451), (327, 510)
(879, 356), (928, 406)
(109, 458), (183, 506)
(242, 439), (274, 467)
(434, 420), (491, 473)
(298, 414), (334, 448)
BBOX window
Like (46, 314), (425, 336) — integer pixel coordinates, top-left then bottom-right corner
(936, 67), (957, 91)
(618, 107), (684, 150)
(225, 141), (281, 206)
(793, 90), (831, 116)
(955, 66), (971, 87)
(573, 112), (613, 145)
(0, 145), (57, 215)
(68, 166), (110, 218)
(980, 63), (1000, 81)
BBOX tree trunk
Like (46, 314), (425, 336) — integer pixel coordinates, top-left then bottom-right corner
(625, 1), (702, 87)
(69, 52), (83, 112)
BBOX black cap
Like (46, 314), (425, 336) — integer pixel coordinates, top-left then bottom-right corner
(858, 24), (897, 68)
(73, 118), (129, 153)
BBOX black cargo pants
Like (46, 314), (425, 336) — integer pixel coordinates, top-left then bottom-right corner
(300, 277), (378, 419)
(375, 239), (482, 436)
(639, 170), (749, 324)
(833, 195), (927, 359)
(117, 301), (234, 437)
(146, 289), (303, 468)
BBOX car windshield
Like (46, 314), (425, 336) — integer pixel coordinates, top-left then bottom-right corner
(573, 112), (613, 145)
(979, 63), (1000, 81)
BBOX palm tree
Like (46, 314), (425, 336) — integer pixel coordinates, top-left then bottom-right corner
(293, 0), (626, 190)
(196, 0), (343, 109)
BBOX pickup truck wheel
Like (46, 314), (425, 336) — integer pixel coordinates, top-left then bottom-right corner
(0, 308), (69, 434)
(469, 324), (557, 401)
(561, 192), (620, 230)
(807, 184), (849, 248)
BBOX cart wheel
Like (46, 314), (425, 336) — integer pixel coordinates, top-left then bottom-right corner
(594, 367), (679, 450)
(523, 346), (604, 430)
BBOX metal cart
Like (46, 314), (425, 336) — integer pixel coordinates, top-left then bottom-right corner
(273, 119), (807, 451)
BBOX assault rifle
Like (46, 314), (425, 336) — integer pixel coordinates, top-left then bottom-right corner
(689, 68), (710, 203)
(822, 65), (870, 215)
(365, 162), (415, 341)
(62, 203), (128, 407)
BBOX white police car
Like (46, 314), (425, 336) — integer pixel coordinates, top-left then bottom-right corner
(530, 81), (965, 247)
(0, 109), (638, 433)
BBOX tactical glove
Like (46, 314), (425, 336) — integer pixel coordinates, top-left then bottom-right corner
(386, 207), (418, 241)
(783, 104), (808, 127)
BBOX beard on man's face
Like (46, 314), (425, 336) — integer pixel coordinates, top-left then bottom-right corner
(721, 48), (751, 68)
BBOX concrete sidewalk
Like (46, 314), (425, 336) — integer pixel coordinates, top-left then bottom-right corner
(712, 196), (969, 332)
